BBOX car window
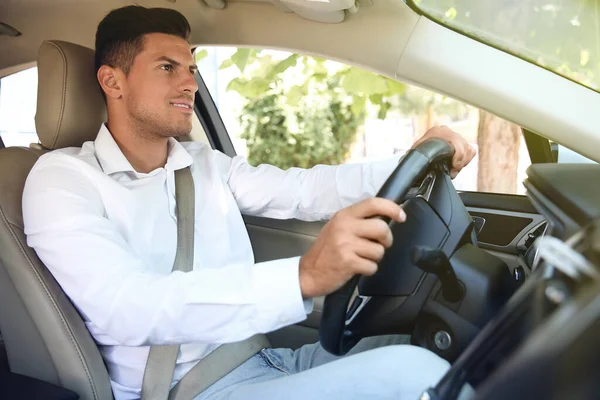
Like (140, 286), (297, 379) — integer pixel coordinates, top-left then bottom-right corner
(195, 47), (531, 195)
(550, 141), (597, 164)
(409, 0), (600, 92)
(0, 67), (40, 147)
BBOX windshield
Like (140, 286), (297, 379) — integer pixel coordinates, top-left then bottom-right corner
(410, 0), (600, 91)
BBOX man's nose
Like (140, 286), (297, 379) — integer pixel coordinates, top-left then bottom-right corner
(181, 71), (199, 93)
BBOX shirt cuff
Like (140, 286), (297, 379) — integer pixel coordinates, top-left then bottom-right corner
(252, 256), (308, 332)
(303, 298), (314, 314)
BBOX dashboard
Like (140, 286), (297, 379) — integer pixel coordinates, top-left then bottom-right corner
(432, 162), (600, 399)
(525, 163), (600, 240)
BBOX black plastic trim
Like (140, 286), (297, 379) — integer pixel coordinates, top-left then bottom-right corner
(525, 163), (600, 227)
(193, 72), (236, 156)
(523, 129), (554, 164)
(459, 192), (537, 214)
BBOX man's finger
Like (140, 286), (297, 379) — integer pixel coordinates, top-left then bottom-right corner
(347, 198), (406, 223)
(468, 145), (477, 163)
(354, 218), (394, 247)
(452, 153), (464, 171)
(352, 257), (379, 276)
(452, 142), (469, 170)
(354, 238), (387, 262)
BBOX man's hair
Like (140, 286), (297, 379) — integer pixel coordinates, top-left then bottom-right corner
(95, 5), (191, 75)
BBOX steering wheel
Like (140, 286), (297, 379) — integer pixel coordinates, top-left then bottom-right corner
(319, 138), (496, 357)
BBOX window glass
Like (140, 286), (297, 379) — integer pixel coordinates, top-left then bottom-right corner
(410, 0), (600, 91)
(550, 140), (597, 164)
(195, 47), (531, 195)
(0, 67), (40, 147)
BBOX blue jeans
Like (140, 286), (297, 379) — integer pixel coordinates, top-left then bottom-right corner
(195, 335), (471, 399)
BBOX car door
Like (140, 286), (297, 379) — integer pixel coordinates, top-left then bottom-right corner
(191, 48), (547, 349)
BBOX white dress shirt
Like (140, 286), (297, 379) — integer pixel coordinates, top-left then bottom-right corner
(22, 124), (400, 399)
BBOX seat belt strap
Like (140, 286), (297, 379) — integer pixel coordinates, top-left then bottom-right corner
(168, 334), (271, 400)
(141, 167), (196, 400)
(141, 167), (269, 400)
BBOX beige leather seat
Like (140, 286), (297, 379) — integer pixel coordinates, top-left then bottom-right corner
(0, 40), (113, 399)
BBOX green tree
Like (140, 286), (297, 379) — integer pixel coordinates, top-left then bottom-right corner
(219, 48), (469, 169)
(221, 49), (409, 168)
(239, 81), (361, 169)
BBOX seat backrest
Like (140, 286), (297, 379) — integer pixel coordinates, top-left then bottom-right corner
(0, 40), (112, 399)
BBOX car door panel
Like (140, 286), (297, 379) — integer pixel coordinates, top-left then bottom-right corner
(460, 192), (545, 272)
(244, 216), (323, 348)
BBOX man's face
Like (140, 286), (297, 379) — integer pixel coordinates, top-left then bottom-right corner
(121, 33), (198, 139)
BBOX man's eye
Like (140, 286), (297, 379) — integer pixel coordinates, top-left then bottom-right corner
(160, 64), (173, 72)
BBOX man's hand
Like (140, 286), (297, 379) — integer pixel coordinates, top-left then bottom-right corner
(299, 198), (406, 298)
(411, 125), (476, 178)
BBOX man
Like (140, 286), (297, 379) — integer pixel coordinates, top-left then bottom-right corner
(22, 5), (476, 400)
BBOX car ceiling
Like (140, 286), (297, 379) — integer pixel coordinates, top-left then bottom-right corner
(2, 0), (600, 163)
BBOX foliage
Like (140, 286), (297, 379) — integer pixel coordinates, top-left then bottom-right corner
(194, 49), (208, 64)
(223, 50), (408, 117)
(218, 47), (476, 168)
(415, 0), (599, 89)
(238, 68), (362, 169)
(219, 47), (447, 168)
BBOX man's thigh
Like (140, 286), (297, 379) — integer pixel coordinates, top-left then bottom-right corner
(225, 344), (451, 400)
(263, 334), (411, 373)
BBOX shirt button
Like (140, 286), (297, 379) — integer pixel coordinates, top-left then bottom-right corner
(279, 316), (288, 323)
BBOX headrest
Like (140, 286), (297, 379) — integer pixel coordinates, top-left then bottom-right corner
(35, 40), (107, 150)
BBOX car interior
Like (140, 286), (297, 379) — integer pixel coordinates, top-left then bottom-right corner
(1, 0), (600, 399)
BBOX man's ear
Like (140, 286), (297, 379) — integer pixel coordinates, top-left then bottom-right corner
(97, 65), (124, 99)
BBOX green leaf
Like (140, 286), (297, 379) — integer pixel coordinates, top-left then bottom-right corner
(386, 78), (406, 95)
(312, 59), (328, 75)
(369, 94), (383, 106)
(445, 7), (457, 20)
(267, 54), (299, 80)
(341, 68), (389, 95)
(581, 49), (590, 66)
(231, 48), (254, 73)
(219, 58), (234, 69)
(226, 77), (269, 98)
(194, 49), (208, 64)
(286, 85), (306, 107)
(377, 101), (392, 120)
(311, 72), (328, 82)
(351, 95), (366, 116)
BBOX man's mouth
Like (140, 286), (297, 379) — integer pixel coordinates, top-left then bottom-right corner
(170, 102), (193, 110)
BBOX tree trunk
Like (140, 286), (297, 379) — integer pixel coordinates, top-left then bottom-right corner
(477, 110), (522, 193)
(426, 103), (434, 130)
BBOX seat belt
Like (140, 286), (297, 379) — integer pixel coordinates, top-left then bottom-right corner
(141, 167), (270, 400)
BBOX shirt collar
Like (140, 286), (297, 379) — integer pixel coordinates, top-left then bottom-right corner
(94, 124), (193, 175)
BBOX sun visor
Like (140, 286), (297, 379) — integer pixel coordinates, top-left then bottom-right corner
(199, 0), (359, 23)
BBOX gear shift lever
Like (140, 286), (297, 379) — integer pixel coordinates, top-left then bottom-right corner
(411, 246), (464, 302)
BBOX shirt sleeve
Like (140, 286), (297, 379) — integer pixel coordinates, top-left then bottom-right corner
(213, 151), (403, 221)
(22, 155), (309, 347)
